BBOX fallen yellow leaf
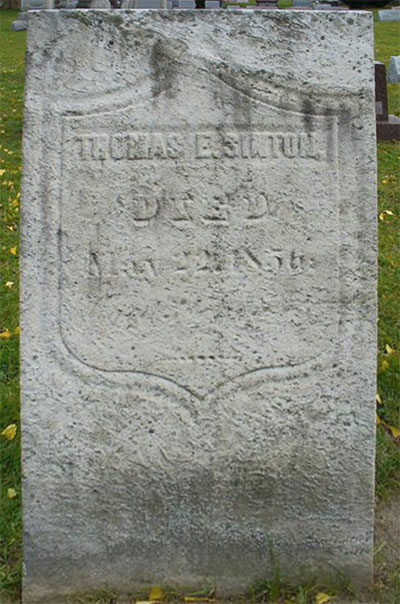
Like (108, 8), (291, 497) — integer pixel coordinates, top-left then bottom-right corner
(0, 169), (5, 176)
(149, 586), (163, 601)
(381, 177), (389, 184)
(9, 246), (17, 255)
(385, 344), (395, 355)
(7, 488), (17, 499)
(5, 281), (14, 288)
(388, 425), (400, 439)
(381, 359), (389, 372)
(1, 424), (17, 440)
(376, 393), (383, 405)
(0, 328), (10, 339)
(377, 415), (400, 439)
(315, 593), (332, 604)
(14, 326), (20, 336)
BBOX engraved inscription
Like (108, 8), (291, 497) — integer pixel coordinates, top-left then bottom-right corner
(60, 102), (339, 397)
(195, 131), (319, 160)
(88, 246), (312, 285)
(113, 191), (305, 227)
(75, 131), (322, 162)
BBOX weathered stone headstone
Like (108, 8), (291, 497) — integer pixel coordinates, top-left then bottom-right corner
(11, 17), (28, 30)
(378, 9), (400, 21)
(292, 0), (312, 7)
(387, 55), (400, 83)
(22, 9), (377, 603)
(175, 0), (196, 7)
(90, 0), (111, 7)
(11, 0), (53, 30)
(375, 61), (400, 141)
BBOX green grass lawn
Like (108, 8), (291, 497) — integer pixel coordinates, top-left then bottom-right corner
(0, 7), (399, 603)
(0, 9), (24, 599)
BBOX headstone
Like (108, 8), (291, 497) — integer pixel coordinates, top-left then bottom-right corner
(254, 0), (279, 7)
(135, 0), (165, 6)
(316, 3), (347, 10)
(317, 2), (342, 9)
(11, 0), (53, 32)
(292, 0), (312, 7)
(175, 0), (195, 7)
(375, 62), (400, 141)
(205, 0), (220, 6)
(378, 9), (400, 21)
(11, 17), (27, 30)
(90, 0), (111, 6)
(11, 0), (27, 30)
(22, 9), (377, 603)
(387, 56), (400, 83)
(26, 0), (50, 6)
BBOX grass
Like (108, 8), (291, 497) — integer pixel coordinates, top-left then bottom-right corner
(0, 6), (399, 603)
(373, 17), (400, 507)
(0, 8), (24, 601)
(374, 15), (400, 116)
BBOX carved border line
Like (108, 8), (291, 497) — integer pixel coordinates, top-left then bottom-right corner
(53, 94), (340, 400)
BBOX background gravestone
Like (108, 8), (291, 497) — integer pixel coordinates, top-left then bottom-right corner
(375, 61), (400, 140)
(21, 9), (377, 603)
(378, 8), (400, 20)
(387, 55), (400, 83)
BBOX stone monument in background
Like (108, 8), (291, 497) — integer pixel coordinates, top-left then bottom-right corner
(21, 9), (377, 603)
(375, 61), (400, 140)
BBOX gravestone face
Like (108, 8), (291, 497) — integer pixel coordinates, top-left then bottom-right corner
(378, 8), (400, 21)
(90, 0), (111, 6)
(388, 55), (400, 83)
(22, 9), (377, 603)
(375, 61), (400, 141)
(176, 0), (196, 7)
(375, 61), (389, 121)
(292, 0), (312, 7)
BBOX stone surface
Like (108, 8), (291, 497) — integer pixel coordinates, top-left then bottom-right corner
(22, 9), (377, 603)
(11, 19), (28, 30)
(387, 55), (400, 83)
(90, 0), (111, 6)
(375, 61), (389, 121)
(175, 0), (196, 6)
(375, 61), (400, 141)
(378, 9), (400, 21)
